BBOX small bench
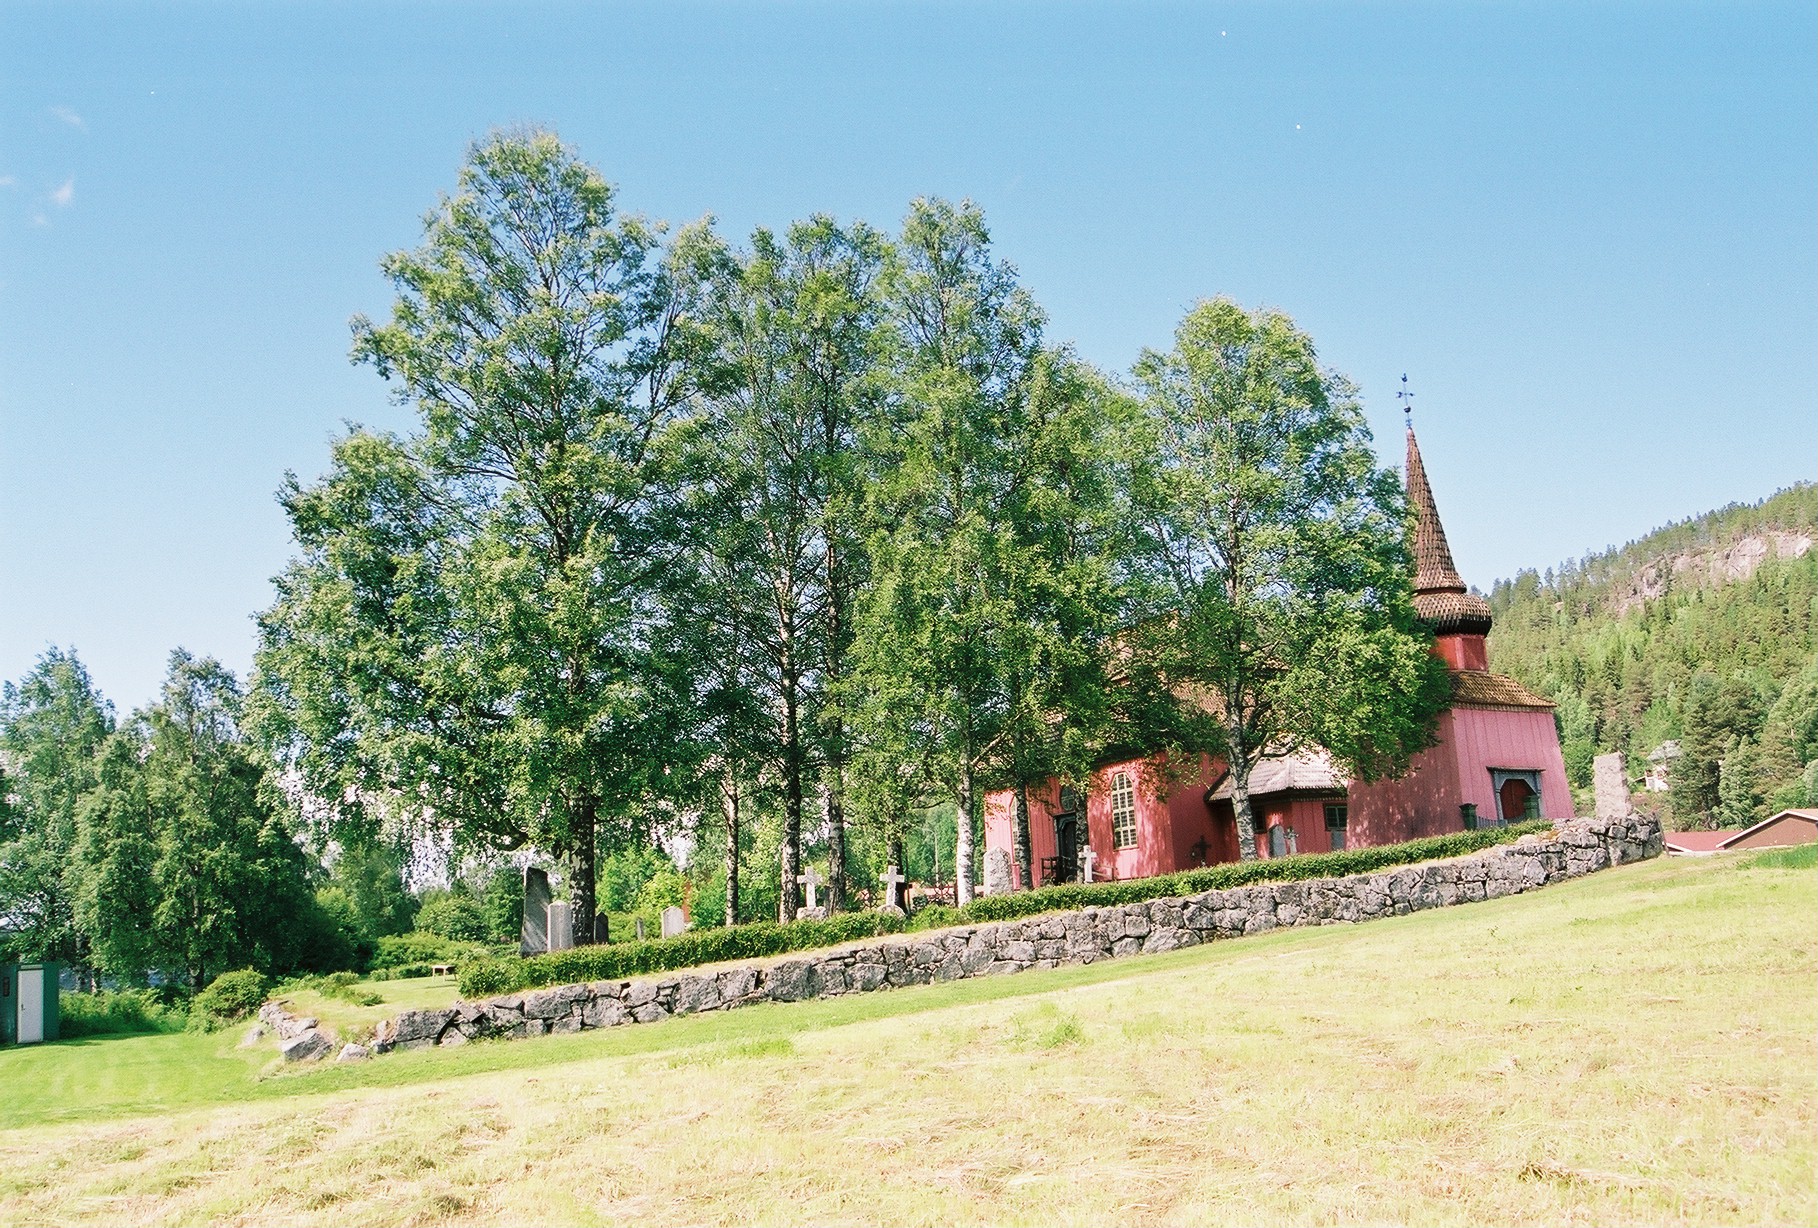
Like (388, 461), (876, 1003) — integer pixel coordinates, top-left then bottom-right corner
(431, 964), (455, 977)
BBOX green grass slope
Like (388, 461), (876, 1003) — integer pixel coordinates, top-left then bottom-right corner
(1, 851), (1812, 1226)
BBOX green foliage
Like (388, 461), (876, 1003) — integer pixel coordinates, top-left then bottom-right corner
(0, 647), (114, 965)
(1487, 484), (1817, 823)
(250, 128), (708, 943)
(191, 968), (270, 1026)
(1125, 298), (1449, 858)
(457, 822), (1546, 997)
(279, 970), (385, 1006)
(479, 865), (525, 944)
(58, 989), (186, 1038)
(1744, 843), (1818, 870)
(414, 890), (490, 943)
(73, 652), (326, 989)
(458, 910), (904, 997)
(634, 867), (688, 915)
(370, 932), (487, 970)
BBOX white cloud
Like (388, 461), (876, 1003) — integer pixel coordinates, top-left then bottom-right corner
(51, 106), (85, 130)
(50, 178), (75, 207)
(0, 176), (15, 189)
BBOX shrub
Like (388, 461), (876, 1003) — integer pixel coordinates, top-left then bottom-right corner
(191, 968), (270, 1026)
(456, 821), (1553, 998)
(415, 891), (491, 943)
(371, 932), (487, 970)
(59, 989), (186, 1037)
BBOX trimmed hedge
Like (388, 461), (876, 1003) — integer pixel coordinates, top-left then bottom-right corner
(457, 820), (1552, 999)
(460, 911), (901, 997)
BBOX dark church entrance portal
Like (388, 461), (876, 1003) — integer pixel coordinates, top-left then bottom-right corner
(1492, 770), (1542, 823)
(1042, 788), (1081, 886)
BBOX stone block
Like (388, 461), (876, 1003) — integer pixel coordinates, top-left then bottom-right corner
(768, 959), (821, 1002)
(582, 997), (628, 1029)
(337, 1043), (370, 1062)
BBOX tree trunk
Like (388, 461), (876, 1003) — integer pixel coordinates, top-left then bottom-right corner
(1013, 782), (1033, 892)
(721, 768), (740, 927)
(780, 694), (803, 921)
(955, 769), (976, 906)
(1229, 754), (1260, 862)
(824, 779), (847, 912)
(572, 793), (598, 943)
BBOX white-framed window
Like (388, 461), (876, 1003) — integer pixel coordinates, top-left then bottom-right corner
(1110, 771), (1138, 849)
(1325, 803), (1349, 851)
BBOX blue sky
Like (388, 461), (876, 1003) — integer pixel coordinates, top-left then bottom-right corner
(3, 1), (1814, 712)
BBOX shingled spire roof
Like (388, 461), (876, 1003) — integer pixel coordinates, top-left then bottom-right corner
(1406, 426), (1494, 635)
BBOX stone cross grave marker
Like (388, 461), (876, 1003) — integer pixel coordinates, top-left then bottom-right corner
(879, 864), (907, 911)
(1079, 846), (1097, 884)
(520, 866), (552, 955)
(795, 865), (825, 912)
(660, 905), (687, 939)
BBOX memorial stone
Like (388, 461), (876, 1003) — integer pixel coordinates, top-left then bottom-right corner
(547, 901), (575, 951)
(1594, 752), (1630, 820)
(520, 867), (552, 955)
(983, 847), (1012, 896)
(660, 905), (687, 939)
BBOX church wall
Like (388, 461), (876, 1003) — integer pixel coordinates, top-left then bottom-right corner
(1346, 709), (1468, 846)
(1447, 706), (1574, 821)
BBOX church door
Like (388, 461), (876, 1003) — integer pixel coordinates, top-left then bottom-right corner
(1053, 815), (1079, 883)
(1498, 777), (1534, 822)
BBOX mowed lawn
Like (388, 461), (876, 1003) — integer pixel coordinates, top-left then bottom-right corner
(1, 852), (1812, 1227)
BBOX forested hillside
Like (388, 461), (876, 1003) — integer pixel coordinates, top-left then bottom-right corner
(1487, 483), (1818, 827)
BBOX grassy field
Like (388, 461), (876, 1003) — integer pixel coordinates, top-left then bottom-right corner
(0, 851), (1812, 1226)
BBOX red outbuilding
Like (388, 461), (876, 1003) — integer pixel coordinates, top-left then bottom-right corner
(983, 424), (1572, 889)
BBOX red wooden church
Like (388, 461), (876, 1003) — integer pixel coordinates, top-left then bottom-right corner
(983, 425), (1572, 888)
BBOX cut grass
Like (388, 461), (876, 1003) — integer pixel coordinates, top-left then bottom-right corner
(0, 852), (1812, 1226)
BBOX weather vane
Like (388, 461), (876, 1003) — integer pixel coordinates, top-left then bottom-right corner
(1398, 373), (1415, 427)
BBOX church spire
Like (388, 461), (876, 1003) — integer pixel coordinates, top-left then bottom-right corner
(1406, 425), (1493, 636)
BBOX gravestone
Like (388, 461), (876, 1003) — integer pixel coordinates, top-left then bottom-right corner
(1078, 846), (1097, 885)
(878, 864), (907, 912)
(983, 847), (1012, 896)
(593, 913), (610, 945)
(520, 867), (552, 955)
(547, 901), (574, 951)
(634, 917), (647, 941)
(794, 866), (827, 919)
(1594, 752), (1630, 820)
(660, 905), (687, 939)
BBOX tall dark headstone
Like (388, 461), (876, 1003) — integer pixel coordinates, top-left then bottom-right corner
(520, 867), (552, 955)
(593, 913), (610, 945)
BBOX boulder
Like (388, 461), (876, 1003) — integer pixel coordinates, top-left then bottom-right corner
(280, 1029), (333, 1063)
(336, 1043), (370, 1062)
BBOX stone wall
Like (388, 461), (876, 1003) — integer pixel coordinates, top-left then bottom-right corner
(374, 814), (1661, 1054)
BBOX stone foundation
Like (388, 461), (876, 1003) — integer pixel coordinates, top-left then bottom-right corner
(375, 814), (1660, 1053)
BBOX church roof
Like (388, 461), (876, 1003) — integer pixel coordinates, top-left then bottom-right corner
(1406, 426), (1494, 635)
(1448, 669), (1555, 710)
(1206, 748), (1345, 800)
